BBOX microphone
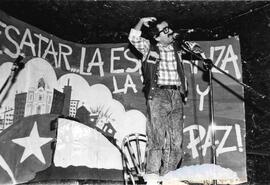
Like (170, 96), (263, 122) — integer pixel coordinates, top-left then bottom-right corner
(1, 46), (26, 71)
(172, 33), (185, 47)
(172, 33), (192, 52)
(10, 54), (25, 83)
(173, 33), (203, 53)
(11, 54), (25, 72)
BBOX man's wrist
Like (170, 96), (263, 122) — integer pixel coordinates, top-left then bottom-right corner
(138, 18), (144, 24)
(134, 18), (144, 31)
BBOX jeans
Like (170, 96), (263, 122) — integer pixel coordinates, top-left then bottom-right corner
(145, 88), (184, 176)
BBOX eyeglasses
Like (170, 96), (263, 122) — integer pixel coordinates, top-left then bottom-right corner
(157, 26), (170, 35)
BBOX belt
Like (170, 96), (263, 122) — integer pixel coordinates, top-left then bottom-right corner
(158, 85), (181, 90)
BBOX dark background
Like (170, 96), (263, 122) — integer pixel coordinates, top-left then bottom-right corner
(0, 1), (270, 184)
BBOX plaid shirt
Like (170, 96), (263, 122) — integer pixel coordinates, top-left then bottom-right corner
(128, 29), (181, 86)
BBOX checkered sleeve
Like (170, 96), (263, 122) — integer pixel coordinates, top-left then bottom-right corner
(128, 28), (150, 60)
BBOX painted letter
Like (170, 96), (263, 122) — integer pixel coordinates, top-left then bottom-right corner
(79, 47), (91, 75)
(184, 124), (206, 159)
(216, 125), (237, 156)
(87, 48), (104, 77)
(124, 49), (141, 73)
(19, 28), (36, 56)
(113, 76), (125, 94)
(210, 46), (225, 74)
(201, 126), (213, 156)
(58, 43), (72, 70)
(4, 25), (20, 58)
(42, 39), (58, 67)
(220, 44), (241, 79)
(33, 33), (49, 57)
(110, 47), (125, 73)
(197, 84), (210, 111)
(124, 74), (137, 94)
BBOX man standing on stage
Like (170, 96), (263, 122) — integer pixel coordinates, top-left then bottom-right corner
(128, 17), (202, 184)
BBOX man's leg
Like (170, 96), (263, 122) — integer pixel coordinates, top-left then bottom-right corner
(168, 90), (184, 172)
(146, 89), (171, 175)
(157, 89), (184, 175)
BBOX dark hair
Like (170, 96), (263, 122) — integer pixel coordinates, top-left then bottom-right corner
(144, 17), (167, 45)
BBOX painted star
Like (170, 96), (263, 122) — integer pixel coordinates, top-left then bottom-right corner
(12, 121), (53, 164)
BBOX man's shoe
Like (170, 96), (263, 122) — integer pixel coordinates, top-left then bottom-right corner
(146, 180), (162, 185)
(162, 180), (189, 185)
(144, 173), (163, 185)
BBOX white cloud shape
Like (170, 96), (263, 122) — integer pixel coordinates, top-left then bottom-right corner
(56, 74), (92, 108)
(0, 58), (57, 114)
(57, 73), (146, 144)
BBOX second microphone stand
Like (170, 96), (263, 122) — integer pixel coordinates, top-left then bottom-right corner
(180, 42), (267, 185)
(203, 59), (217, 185)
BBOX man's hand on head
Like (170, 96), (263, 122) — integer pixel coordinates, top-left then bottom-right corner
(140, 17), (157, 27)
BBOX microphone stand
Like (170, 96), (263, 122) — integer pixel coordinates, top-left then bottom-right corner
(0, 55), (25, 108)
(203, 59), (217, 185)
(180, 42), (267, 185)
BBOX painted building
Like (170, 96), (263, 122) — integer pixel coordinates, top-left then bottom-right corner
(50, 89), (65, 115)
(3, 107), (14, 128)
(69, 100), (79, 117)
(62, 79), (72, 117)
(13, 92), (27, 122)
(24, 78), (53, 117)
(95, 117), (116, 138)
(76, 105), (90, 124)
(0, 106), (13, 131)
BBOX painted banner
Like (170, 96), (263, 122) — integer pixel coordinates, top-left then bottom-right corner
(0, 10), (246, 184)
